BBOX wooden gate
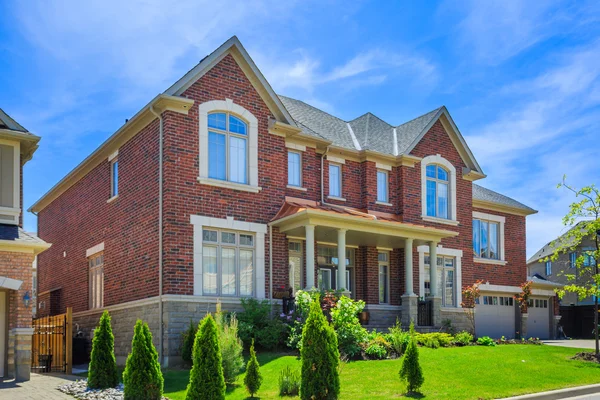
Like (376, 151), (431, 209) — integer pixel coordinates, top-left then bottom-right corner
(31, 308), (72, 374)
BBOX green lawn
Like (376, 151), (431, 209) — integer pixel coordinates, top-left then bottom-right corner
(162, 345), (600, 400)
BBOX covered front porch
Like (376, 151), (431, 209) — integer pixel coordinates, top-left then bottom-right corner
(271, 198), (459, 328)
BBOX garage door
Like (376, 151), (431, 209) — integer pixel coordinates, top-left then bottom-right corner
(527, 297), (550, 339)
(475, 294), (516, 339)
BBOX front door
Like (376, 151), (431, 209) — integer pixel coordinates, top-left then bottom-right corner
(0, 291), (6, 378)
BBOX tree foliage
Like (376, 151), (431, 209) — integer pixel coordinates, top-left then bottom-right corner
(123, 320), (164, 400)
(460, 280), (483, 335)
(399, 322), (424, 394)
(244, 340), (263, 398)
(88, 310), (119, 389)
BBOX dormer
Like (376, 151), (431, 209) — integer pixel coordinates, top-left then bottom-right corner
(0, 108), (40, 226)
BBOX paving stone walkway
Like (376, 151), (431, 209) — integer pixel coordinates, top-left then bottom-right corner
(0, 373), (77, 399)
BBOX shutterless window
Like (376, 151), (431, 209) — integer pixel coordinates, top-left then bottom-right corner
(583, 247), (595, 267)
(89, 253), (104, 309)
(329, 163), (341, 197)
(473, 219), (500, 260)
(570, 252), (577, 268)
(378, 251), (389, 304)
(426, 164), (449, 219)
(208, 112), (248, 184)
(288, 151), (301, 187)
(110, 159), (119, 197)
(377, 170), (388, 203)
(202, 229), (254, 296)
(545, 261), (552, 276)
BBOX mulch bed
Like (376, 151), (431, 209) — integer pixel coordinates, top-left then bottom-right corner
(572, 352), (600, 363)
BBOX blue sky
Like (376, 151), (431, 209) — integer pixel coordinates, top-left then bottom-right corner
(1, 0), (599, 257)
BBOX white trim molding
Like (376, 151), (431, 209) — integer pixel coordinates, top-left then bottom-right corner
(420, 154), (457, 223)
(472, 210), (506, 263)
(326, 155), (346, 165)
(0, 139), (20, 225)
(190, 215), (267, 299)
(108, 150), (119, 162)
(198, 99), (260, 192)
(418, 245), (463, 307)
(86, 242), (105, 258)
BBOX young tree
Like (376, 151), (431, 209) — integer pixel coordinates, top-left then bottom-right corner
(88, 310), (119, 389)
(399, 322), (424, 394)
(123, 320), (164, 400)
(460, 280), (483, 336)
(300, 296), (340, 400)
(547, 179), (600, 357)
(186, 315), (226, 400)
(244, 339), (263, 398)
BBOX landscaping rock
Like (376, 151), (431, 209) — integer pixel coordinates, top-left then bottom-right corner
(57, 379), (169, 400)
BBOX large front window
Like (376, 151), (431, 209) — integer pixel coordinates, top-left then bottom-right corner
(473, 219), (500, 259)
(426, 164), (449, 219)
(424, 255), (455, 307)
(317, 245), (354, 293)
(202, 229), (254, 296)
(208, 112), (248, 184)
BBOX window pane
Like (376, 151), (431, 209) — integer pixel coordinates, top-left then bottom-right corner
(378, 252), (388, 262)
(203, 230), (217, 242)
(240, 250), (254, 296)
(208, 131), (226, 180)
(379, 265), (388, 303)
(473, 219), (481, 257)
(112, 160), (119, 196)
(288, 152), (301, 186)
(208, 113), (226, 130)
(377, 171), (388, 202)
(437, 166), (448, 181)
(229, 115), (247, 135)
(229, 136), (247, 184)
(221, 232), (236, 244)
(445, 269), (454, 306)
(319, 269), (331, 290)
(426, 165), (436, 178)
(489, 223), (499, 259)
(221, 248), (236, 296)
(480, 222), (488, 258)
(437, 182), (448, 219)
(240, 234), (253, 247)
(289, 242), (301, 252)
(202, 246), (217, 295)
(426, 180), (436, 216)
(329, 164), (340, 197)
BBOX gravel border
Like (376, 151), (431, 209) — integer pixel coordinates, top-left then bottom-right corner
(57, 379), (168, 400)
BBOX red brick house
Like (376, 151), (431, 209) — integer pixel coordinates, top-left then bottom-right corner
(32, 37), (554, 366)
(0, 109), (50, 381)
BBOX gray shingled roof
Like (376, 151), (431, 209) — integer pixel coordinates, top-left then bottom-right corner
(0, 225), (46, 245)
(527, 221), (589, 264)
(0, 108), (29, 133)
(349, 113), (395, 154)
(395, 107), (443, 154)
(473, 184), (536, 213)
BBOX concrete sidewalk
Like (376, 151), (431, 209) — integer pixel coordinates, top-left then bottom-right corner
(500, 384), (600, 400)
(0, 373), (78, 399)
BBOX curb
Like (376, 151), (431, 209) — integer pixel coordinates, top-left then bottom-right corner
(499, 384), (600, 400)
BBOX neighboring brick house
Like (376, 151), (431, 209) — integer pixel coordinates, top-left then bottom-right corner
(32, 37), (552, 366)
(0, 109), (50, 381)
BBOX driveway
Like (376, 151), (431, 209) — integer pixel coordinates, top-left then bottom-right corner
(543, 339), (597, 349)
(0, 373), (77, 399)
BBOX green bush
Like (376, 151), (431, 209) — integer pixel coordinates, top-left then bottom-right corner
(123, 320), (164, 400)
(387, 320), (410, 356)
(238, 298), (286, 349)
(186, 315), (226, 400)
(330, 295), (368, 358)
(301, 297), (340, 400)
(181, 319), (196, 365)
(215, 311), (244, 385)
(477, 336), (496, 347)
(88, 310), (119, 390)
(399, 322), (424, 394)
(244, 340), (263, 398)
(278, 366), (301, 396)
(453, 331), (474, 346)
(415, 332), (454, 348)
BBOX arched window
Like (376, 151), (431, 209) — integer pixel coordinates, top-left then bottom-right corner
(208, 112), (248, 184)
(425, 164), (449, 219)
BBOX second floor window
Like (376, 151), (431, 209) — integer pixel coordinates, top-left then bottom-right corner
(570, 252), (577, 268)
(377, 170), (388, 203)
(288, 151), (301, 187)
(545, 261), (552, 276)
(583, 247), (596, 267)
(111, 159), (119, 197)
(329, 163), (341, 197)
(473, 219), (500, 259)
(426, 164), (449, 219)
(208, 112), (248, 184)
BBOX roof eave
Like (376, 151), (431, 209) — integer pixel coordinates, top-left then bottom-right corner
(473, 198), (538, 216)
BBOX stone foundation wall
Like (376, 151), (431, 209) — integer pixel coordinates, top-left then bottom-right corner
(363, 305), (401, 329)
(440, 309), (471, 333)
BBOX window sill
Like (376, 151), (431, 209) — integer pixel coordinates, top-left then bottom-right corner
(421, 215), (460, 226)
(197, 177), (262, 193)
(107, 195), (119, 203)
(474, 257), (507, 266)
(327, 196), (346, 202)
(376, 201), (393, 207)
(287, 185), (307, 192)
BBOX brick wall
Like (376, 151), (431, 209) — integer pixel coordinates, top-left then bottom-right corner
(0, 251), (34, 329)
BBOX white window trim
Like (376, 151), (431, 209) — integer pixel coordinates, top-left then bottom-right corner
(287, 150), (303, 188)
(0, 139), (20, 225)
(328, 162), (343, 200)
(376, 169), (389, 204)
(472, 211), (506, 264)
(198, 99), (261, 192)
(191, 215), (266, 299)
(418, 245), (463, 307)
(420, 154), (457, 223)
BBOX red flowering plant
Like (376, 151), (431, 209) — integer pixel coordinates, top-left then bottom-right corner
(514, 281), (533, 313)
(461, 280), (483, 335)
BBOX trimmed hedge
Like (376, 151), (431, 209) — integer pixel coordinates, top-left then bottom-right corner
(123, 320), (163, 400)
(88, 310), (119, 390)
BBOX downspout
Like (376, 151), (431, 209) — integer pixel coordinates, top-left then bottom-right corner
(269, 224), (273, 318)
(149, 105), (164, 366)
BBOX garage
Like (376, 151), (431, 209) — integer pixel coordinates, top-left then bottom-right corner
(527, 297), (551, 339)
(475, 293), (517, 338)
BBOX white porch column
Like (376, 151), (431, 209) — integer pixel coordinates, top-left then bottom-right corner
(305, 225), (316, 289)
(404, 238), (414, 295)
(337, 229), (347, 291)
(429, 241), (439, 297)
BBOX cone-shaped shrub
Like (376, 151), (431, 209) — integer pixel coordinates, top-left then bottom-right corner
(244, 340), (263, 398)
(123, 320), (164, 400)
(300, 297), (340, 400)
(399, 322), (424, 394)
(186, 315), (226, 400)
(88, 310), (119, 389)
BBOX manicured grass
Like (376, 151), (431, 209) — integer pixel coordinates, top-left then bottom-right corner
(163, 345), (600, 400)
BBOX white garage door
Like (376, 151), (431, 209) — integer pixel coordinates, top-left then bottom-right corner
(527, 297), (550, 339)
(475, 294), (516, 339)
